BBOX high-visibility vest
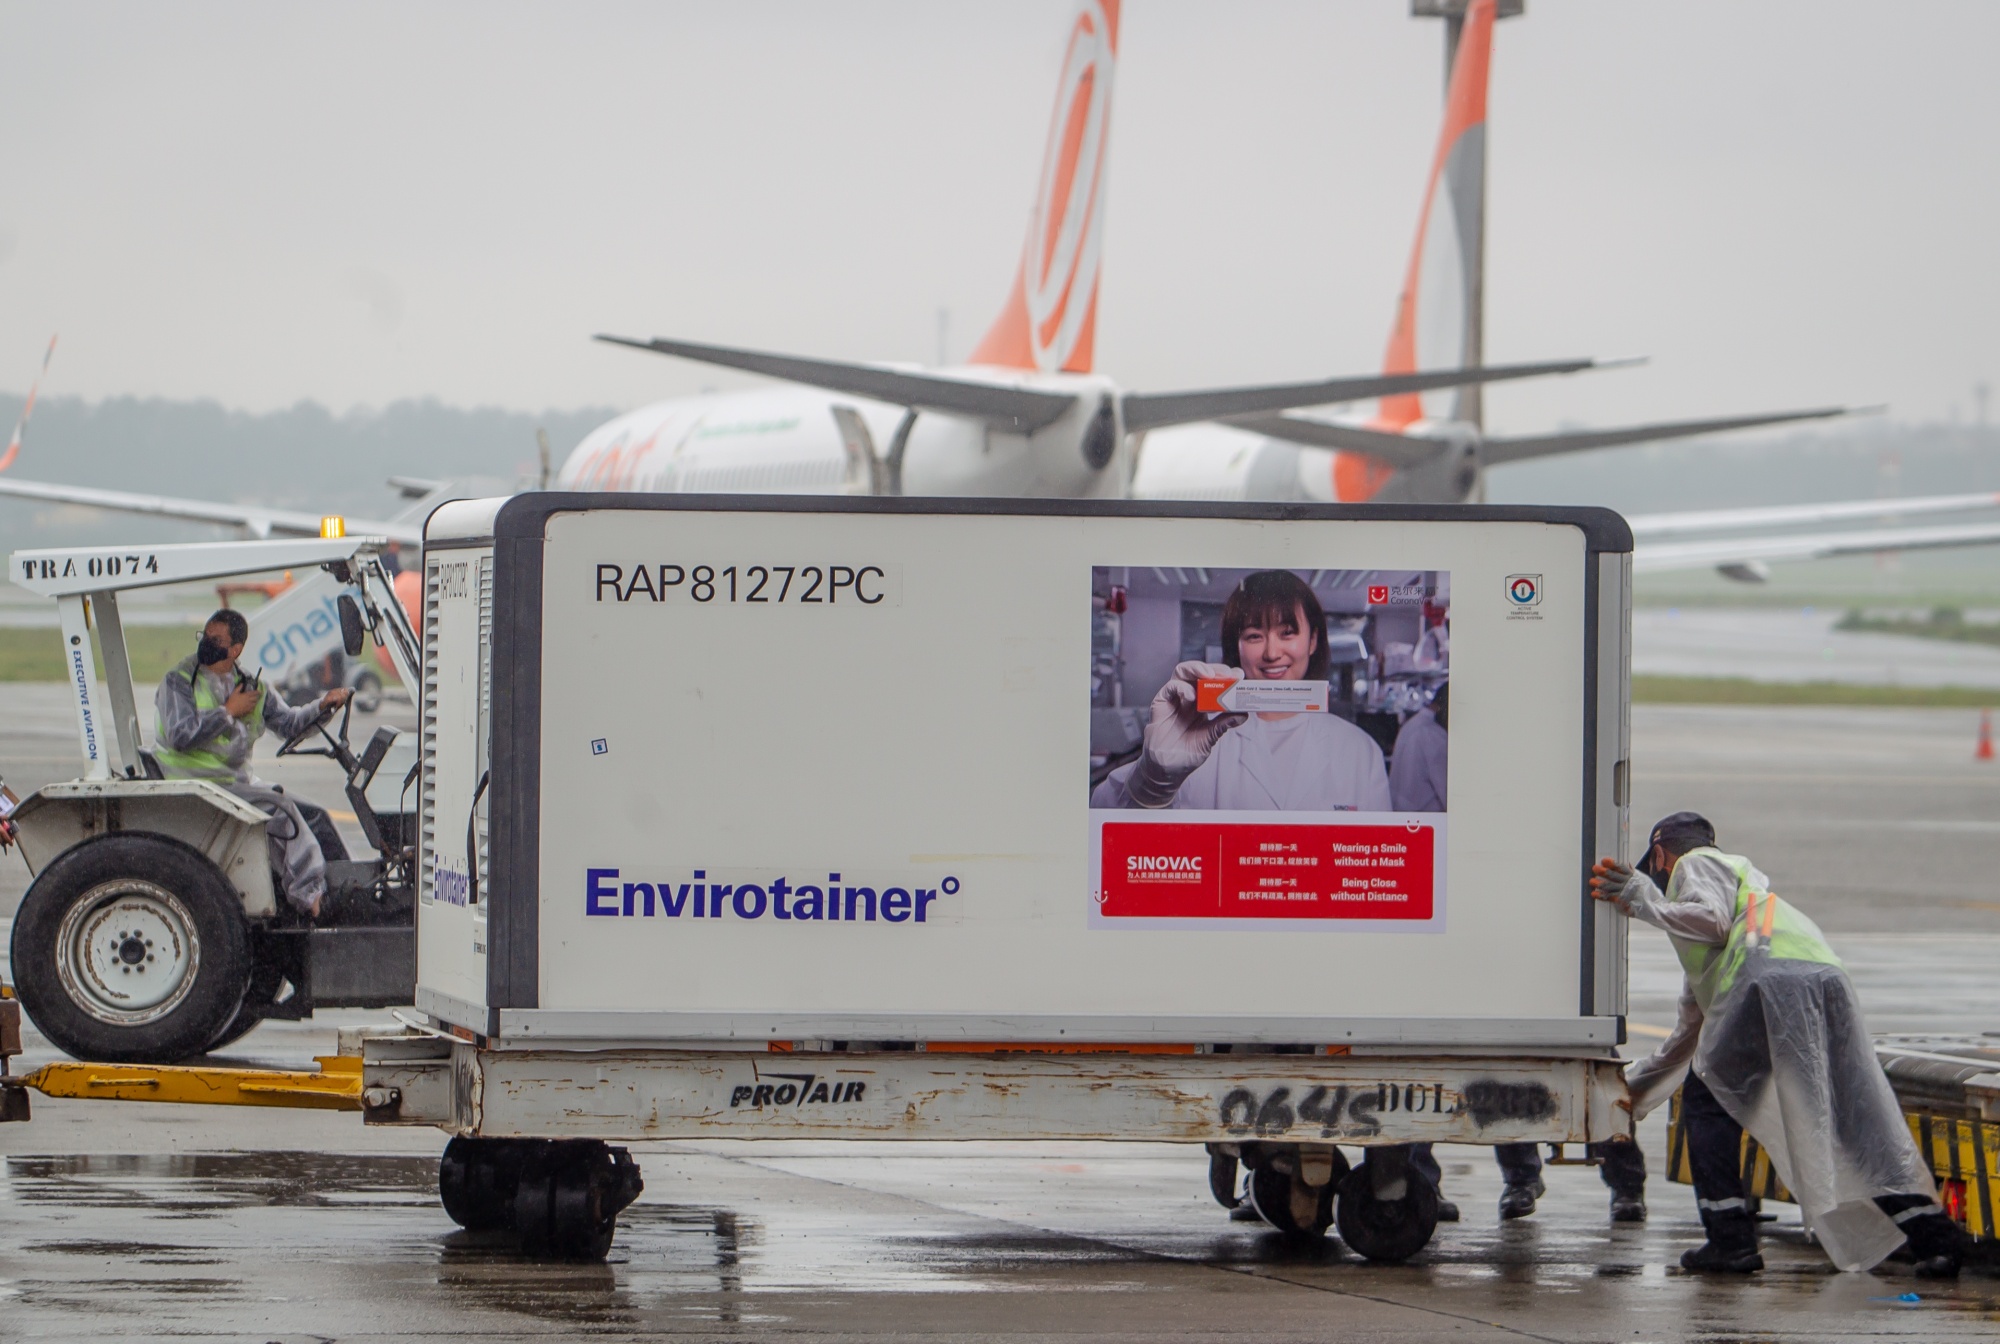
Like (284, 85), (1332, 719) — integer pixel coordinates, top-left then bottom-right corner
(1670, 846), (1841, 1014)
(153, 654), (266, 780)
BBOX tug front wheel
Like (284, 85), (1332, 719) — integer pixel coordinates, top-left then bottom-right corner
(10, 834), (251, 1064)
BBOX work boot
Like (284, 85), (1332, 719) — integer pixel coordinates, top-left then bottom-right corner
(1911, 1253), (1963, 1280)
(1679, 1239), (1763, 1273)
(1498, 1177), (1544, 1220)
(1683, 1208), (1760, 1273)
(1609, 1191), (1647, 1223)
(1435, 1199), (1461, 1223)
(1900, 1213), (1971, 1279)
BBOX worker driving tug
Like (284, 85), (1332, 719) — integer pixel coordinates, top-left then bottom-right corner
(153, 608), (351, 918)
(1092, 570), (1392, 812)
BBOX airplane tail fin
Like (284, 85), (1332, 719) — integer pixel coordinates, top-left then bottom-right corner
(967, 1), (1119, 375)
(1376, 0), (1494, 438)
(0, 333), (58, 474)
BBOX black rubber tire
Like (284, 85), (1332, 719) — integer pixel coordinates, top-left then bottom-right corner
(203, 1006), (263, 1053)
(352, 671), (383, 714)
(1335, 1158), (1441, 1263)
(1207, 1147), (1240, 1209)
(11, 833), (251, 1064)
(203, 945), (290, 1052)
(513, 1140), (643, 1261)
(440, 1136), (530, 1232)
(1247, 1154), (1345, 1240)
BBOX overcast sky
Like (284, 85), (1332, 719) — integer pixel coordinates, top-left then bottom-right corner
(0, 1), (1995, 435)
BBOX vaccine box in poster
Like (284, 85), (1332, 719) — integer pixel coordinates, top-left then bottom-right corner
(416, 496), (1631, 1047)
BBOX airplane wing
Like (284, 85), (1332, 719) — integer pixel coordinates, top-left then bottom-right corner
(1478, 407), (1861, 466)
(1217, 415), (1443, 470)
(596, 335), (1079, 433)
(1218, 405), (1861, 476)
(1118, 358), (1601, 432)
(1629, 491), (2000, 540)
(598, 332), (1607, 435)
(1635, 519), (2000, 574)
(0, 475), (424, 545)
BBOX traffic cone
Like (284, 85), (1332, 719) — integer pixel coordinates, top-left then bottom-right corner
(1979, 710), (1995, 762)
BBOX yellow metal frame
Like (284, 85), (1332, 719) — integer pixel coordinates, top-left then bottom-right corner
(1664, 1089), (1793, 1203)
(1911, 1111), (2000, 1241)
(1664, 1089), (1999, 1240)
(14, 1055), (361, 1111)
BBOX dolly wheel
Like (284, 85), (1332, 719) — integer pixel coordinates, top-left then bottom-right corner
(1206, 1146), (1240, 1210)
(1246, 1150), (1348, 1241)
(513, 1140), (644, 1260)
(1334, 1157), (1440, 1263)
(439, 1136), (531, 1232)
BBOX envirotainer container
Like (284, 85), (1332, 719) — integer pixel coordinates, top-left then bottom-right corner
(368, 493), (1634, 1261)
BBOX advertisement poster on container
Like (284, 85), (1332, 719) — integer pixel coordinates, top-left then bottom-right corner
(1089, 566), (1449, 931)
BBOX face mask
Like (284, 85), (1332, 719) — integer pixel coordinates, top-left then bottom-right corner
(196, 635), (232, 667)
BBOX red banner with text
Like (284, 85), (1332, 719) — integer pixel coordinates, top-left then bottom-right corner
(1098, 822), (1435, 920)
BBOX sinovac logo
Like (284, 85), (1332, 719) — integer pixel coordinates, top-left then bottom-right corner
(585, 868), (957, 925)
(1125, 854), (1204, 884)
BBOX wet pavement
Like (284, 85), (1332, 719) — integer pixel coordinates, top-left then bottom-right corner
(1, 690), (1999, 1338)
(4, 1118), (1999, 1341)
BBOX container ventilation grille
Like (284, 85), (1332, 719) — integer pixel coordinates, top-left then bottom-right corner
(418, 559), (442, 903)
(475, 555), (493, 894)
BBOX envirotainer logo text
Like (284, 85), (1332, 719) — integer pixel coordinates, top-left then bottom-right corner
(584, 868), (957, 924)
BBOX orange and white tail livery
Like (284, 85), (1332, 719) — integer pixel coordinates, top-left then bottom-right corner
(0, 334), (58, 475)
(1334, 0), (1496, 503)
(1377, 0), (1493, 435)
(968, 1), (1119, 375)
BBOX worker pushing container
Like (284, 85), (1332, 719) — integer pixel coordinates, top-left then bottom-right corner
(341, 493), (1638, 1259)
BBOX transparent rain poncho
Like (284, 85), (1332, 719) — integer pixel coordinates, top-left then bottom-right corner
(1614, 849), (1935, 1271)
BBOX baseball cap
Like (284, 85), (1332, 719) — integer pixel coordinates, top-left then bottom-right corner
(1637, 810), (1716, 880)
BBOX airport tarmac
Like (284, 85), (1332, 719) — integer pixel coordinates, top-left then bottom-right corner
(0, 687), (1997, 1339)
(1634, 606), (2000, 688)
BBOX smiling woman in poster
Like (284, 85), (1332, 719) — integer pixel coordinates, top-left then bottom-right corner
(1092, 570), (1392, 812)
